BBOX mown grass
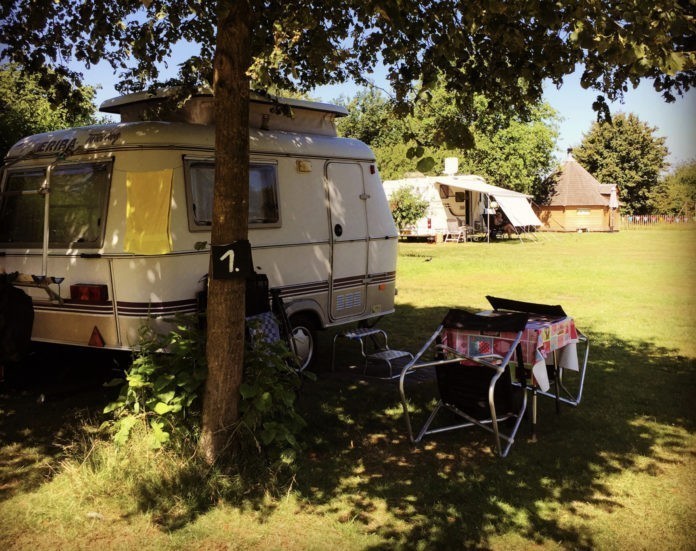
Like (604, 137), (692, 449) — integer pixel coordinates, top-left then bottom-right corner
(1, 227), (695, 550)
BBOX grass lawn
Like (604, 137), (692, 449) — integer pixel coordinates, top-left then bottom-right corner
(1, 227), (695, 550)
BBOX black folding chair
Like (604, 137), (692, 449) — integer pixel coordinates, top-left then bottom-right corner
(486, 295), (590, 408)
(244, 274), (300, 370)
(399, 309), (529, 458)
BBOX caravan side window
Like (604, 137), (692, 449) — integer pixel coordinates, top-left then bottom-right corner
(185, 160), (280, 229)
(0, 161), (111, 247)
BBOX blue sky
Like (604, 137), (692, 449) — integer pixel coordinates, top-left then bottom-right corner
(83, 53), (695, 169)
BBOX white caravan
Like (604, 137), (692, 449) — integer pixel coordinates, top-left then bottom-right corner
(0, 91), (399, 368)
(383, 170), (541, 240)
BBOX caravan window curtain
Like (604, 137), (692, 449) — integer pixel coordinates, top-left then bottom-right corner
(124, 169), (173, 254)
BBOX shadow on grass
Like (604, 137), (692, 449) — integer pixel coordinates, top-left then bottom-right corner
(0, 344), (122, 501)
(0, 304), (693, 547)
(292, 303), (696, 549)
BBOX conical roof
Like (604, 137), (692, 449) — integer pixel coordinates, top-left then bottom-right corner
(547, 155), (609, 207)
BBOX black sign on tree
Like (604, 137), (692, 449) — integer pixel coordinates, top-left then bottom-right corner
(211, 240), (253, 280)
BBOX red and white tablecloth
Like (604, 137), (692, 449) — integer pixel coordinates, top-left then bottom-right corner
(442, 313), (580, 392)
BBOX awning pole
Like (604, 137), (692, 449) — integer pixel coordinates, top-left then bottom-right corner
(487, 194), (490, 243)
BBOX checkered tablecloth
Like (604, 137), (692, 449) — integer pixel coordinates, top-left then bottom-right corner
(442, 314), (580, 392)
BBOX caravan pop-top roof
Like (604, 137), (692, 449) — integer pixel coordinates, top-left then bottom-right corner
(99, 88), (348, 137)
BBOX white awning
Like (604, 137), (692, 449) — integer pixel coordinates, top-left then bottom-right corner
(493, 195), (542, 227)
(383, 174), (543, 228)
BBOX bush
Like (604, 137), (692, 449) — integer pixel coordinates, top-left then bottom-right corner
(389, 186), (428, 231)
(102, 315), (307, 473)
(103, 317), (207, 449)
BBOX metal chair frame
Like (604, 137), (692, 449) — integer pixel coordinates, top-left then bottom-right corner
(398, 310), (529, 458)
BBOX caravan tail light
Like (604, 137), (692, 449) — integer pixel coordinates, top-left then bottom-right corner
(70, 284), (109, 303)
(427, 218), (432, 229)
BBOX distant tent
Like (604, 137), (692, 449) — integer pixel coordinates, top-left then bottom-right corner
(536, 154), (618, 232)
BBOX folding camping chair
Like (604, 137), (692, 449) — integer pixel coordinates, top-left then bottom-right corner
(244, 273), (300, 370)
(398, 309), (529, 457)
(486, 296), (589, 408)
(443, 219), (466, 243)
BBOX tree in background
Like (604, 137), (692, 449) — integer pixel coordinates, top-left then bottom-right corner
(574, 113), (669, 214)
(336, 89), (404, 148)
(2, 0), (693, 463)
(460, 98), (560, 198)
(0, 64), (100, 160)
(388, 187), (429, 232)
(338, 87), (559, 199)
(649, 161), (696, 216)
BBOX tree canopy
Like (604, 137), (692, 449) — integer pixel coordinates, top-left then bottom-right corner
(1, 0), (694, 462)
(0, 64), (100, 160)
(2, 1), (694, 117)
(574, 113), (669, 214)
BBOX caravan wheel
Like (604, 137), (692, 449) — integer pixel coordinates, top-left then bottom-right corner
(289, 313), (317, 371)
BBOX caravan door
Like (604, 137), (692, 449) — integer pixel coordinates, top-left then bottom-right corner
(326, 162), (368, 319)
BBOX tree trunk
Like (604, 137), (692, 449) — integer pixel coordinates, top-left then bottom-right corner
(199, 0), (251, 464)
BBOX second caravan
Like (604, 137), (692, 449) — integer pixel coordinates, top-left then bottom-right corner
(383, 162), (541, 241)
(0, 91), (399, 369)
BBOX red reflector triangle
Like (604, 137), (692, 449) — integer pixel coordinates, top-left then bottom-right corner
(88, 326), (105, 348)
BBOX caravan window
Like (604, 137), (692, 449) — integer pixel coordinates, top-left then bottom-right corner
(0, 161), (111, 247)
(185, 160), (280, 229)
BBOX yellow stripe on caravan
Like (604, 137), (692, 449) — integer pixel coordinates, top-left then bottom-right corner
(124, 169), (173, 254)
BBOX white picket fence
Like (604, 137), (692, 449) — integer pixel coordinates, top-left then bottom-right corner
(620, 214), (693, 228)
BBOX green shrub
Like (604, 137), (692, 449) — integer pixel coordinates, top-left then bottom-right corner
(103, 317), (207, 449)
(238, 324), (307, 467)
(103, 315), (307, 472)
(389, 186), (429, 231)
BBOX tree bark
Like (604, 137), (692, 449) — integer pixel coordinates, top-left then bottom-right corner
(199, 0), (251, 465)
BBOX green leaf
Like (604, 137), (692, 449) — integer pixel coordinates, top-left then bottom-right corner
(153, 402), (175, 415)
(260, 426), (277, 445)
(114, 416), (138, 447)
(156, 390), (176, 404)
(255, 391), (273, 412)
(126, 376), (150, 389)
(240, 382), (258, 399)
(149, 419), (170, 449)
(416, 156), (436, 173)
(103, 401), (121, 414)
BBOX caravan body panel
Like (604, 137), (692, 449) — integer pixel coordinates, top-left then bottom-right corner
(1, 112), (398, 351)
